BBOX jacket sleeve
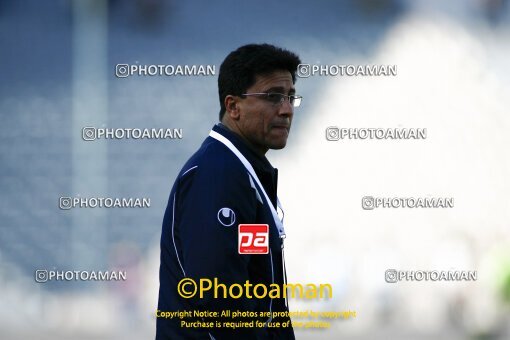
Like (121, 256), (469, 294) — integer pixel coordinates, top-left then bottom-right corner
(175, 157), (262, 339)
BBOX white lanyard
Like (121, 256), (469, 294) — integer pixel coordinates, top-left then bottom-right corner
(209, 130), (286, 239)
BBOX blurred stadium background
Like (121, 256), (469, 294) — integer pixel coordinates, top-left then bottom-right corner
(1, 0), (509, 339)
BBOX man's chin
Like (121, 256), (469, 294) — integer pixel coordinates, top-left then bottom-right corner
(269, 140), (288, 150)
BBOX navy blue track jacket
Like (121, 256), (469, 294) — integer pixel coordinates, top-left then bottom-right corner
(156, 123), (295, 339)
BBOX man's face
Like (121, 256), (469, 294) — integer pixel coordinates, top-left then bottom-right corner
(233, 70), (295, 155)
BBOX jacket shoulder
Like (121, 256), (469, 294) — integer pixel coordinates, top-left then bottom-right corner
(180, 138), (246, 178)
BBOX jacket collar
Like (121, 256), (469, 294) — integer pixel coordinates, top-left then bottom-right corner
(212, 123), (275, 175)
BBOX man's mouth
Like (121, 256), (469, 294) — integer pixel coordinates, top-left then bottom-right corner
(271, 124), (289, 131)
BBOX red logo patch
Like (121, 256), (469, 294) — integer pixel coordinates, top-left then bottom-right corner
(238, 224), (269, 254)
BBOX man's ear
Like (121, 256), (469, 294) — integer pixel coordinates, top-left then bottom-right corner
(224, 95), (240, 120)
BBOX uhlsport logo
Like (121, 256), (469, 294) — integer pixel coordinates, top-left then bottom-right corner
(238, 224), (269, 254)
(217, 207), (236, 226)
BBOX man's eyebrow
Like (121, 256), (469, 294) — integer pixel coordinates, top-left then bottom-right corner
(264, 86), (296, 94)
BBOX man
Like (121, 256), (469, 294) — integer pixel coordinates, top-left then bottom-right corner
(157, 44), (302, 339)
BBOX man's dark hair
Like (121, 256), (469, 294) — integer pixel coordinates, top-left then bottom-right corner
(218, 43), (301, 121)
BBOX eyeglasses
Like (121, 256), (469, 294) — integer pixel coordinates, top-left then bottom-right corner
(241, 92), (303, 108)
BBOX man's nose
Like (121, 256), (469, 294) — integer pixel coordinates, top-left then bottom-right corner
(278, 97), (294, 116)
